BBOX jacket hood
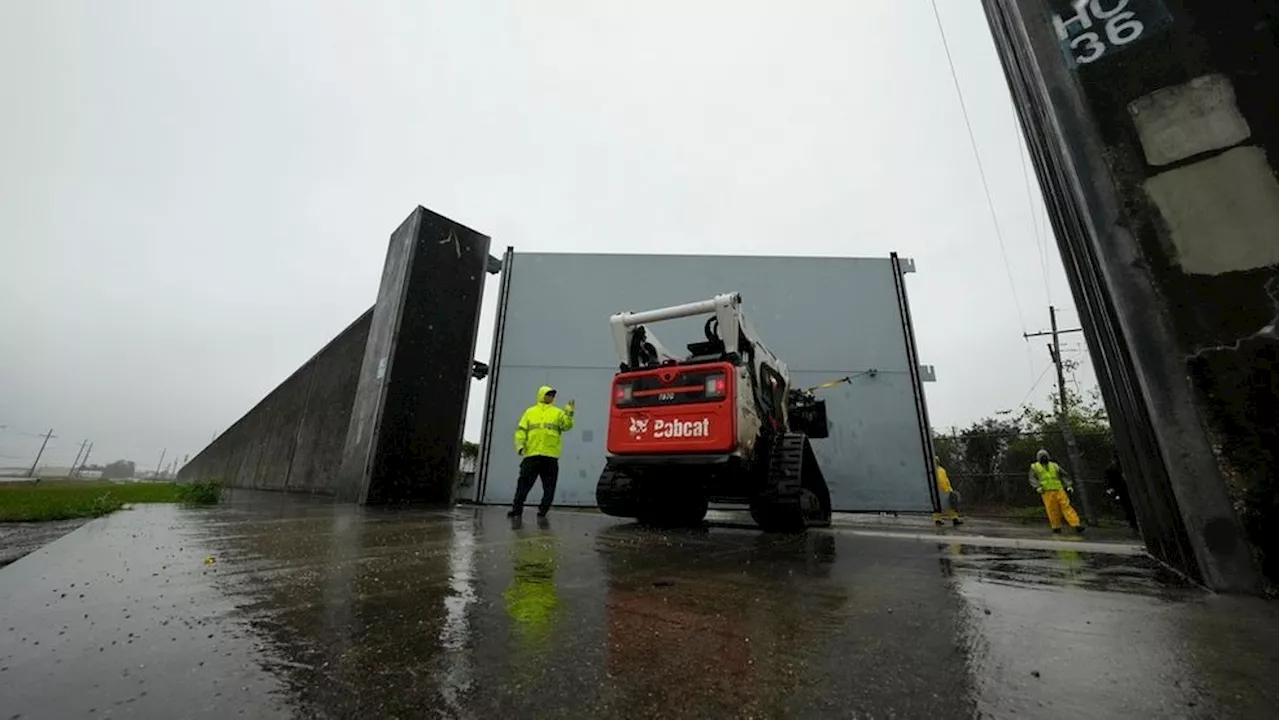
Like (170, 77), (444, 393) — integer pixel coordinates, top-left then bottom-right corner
(537, 385), (556, 403)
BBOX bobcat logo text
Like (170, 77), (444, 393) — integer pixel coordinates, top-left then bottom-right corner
(628, 417), (712, 440)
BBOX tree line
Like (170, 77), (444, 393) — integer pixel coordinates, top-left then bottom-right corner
(932, 387), (1119, 515)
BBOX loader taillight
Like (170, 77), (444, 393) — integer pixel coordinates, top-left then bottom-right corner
(614, 384), (633, 404)
(705, 374), (726, 398)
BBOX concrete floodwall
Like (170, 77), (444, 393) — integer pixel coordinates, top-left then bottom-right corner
(178, 309), (372, 493)
(178, 204), (492, 502)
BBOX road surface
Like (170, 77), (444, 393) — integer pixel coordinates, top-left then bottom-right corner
(0, 495), (1274, 718)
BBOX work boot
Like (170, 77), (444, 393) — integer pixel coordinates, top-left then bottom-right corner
(507, 509), (521, 518)
(1075, 525), (1086, 534)
(537, 509), (549, 518)
(934, 519), (944, 527)
(1052, 528), (1062, 534)
(952, 518), (964, 527)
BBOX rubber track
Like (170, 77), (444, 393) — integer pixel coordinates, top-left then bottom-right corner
(753, 432), (807, 531)
(596, 467), (638, 517)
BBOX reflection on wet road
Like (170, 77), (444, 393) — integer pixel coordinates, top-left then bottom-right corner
(0, 498), (1274, 718)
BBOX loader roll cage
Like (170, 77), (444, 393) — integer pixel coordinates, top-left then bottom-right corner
(610, 293), (781, 373)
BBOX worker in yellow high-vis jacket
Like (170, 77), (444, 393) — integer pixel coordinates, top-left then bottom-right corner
(1029, 449), (1084, 533)
(508, 385), (575, 517)
(933, 456), (963, 527)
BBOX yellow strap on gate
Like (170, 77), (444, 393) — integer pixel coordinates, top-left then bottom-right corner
(804, 369), (880, 394)
(809, 377), (851, 391)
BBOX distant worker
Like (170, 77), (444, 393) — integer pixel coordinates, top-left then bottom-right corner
(1104, 453), (1137, 533)
(1028, 449), (1084, 533)
(509, 385), (575, 518)
(933, 456), (963, 527)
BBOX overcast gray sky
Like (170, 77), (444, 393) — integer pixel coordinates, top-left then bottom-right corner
(1, 0), (1093, 470)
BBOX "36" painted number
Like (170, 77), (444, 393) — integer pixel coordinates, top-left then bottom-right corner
(1054, 0), (1149, 66)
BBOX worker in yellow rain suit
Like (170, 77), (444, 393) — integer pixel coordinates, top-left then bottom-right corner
(933, 456), (963, 527)
(509, 385), (575, 517)
(1029, 449), (1084, 533)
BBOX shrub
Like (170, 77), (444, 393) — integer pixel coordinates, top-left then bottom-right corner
(89, 491), (123, 517)
(177, 480), (222, 505)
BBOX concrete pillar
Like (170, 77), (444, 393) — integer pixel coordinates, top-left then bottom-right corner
(983, 0), (1274, 591)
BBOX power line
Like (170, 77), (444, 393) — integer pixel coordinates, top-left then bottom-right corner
(0, 426), (56, 439)
(1040, 203), (1054, 293)
(1011, 100), (1053, 306)
(1023, 338), (1037, 386)
(1016, 361), (1055, 409)
(929, 0), (1029, 333)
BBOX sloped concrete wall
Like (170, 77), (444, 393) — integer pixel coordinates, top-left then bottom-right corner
(285, 312), (374, 494)
(178, 309), (372, 493)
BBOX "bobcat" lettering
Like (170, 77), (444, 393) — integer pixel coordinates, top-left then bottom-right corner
(652, 418), (710, 439)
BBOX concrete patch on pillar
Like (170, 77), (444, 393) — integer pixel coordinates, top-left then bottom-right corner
(1143, 146), (1279, 275)
(1128, 74), (1251, 167)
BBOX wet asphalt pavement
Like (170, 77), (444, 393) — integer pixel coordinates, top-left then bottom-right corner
(0, 496), (1274, 719)
(0, 519), (89, 567)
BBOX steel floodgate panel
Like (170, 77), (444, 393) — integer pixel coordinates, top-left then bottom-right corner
(478, 252), (935, 512)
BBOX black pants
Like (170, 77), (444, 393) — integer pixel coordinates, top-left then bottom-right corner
(511, 455), (559, 513)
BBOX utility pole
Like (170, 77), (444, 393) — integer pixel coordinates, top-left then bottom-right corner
(1024, 306), (1094, 523)
(154, 448), (167, 480)
(69, 439), (89, 478)
(26, 429), (55, 478)
(75, 442), (94, 478)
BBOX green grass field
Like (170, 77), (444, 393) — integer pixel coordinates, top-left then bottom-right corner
(0, 480), (220, 522)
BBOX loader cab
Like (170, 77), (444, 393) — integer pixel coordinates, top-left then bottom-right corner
(624, 316), (740, 372)
(758, 364), (787, 429)
(685, 317), (728, 362)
